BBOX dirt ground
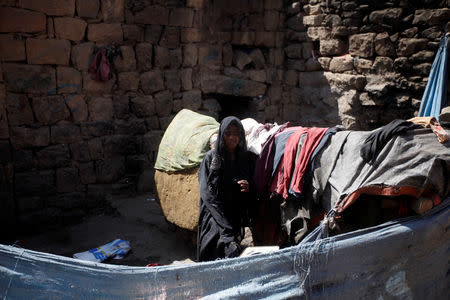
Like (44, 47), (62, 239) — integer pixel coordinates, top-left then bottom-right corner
(12, 193), (198, 267)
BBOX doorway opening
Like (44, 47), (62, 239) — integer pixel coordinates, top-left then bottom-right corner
(207, 93), (259, 122)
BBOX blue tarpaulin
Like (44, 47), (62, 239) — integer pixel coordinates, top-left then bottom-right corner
(418, 34), (449, 120)
(0, 199), (449, 299)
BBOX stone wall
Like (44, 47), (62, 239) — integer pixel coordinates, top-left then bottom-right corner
(0, 0), (449, 234)
(282, 0), (450, 129)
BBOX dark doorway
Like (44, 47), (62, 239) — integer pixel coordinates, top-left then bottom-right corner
(208, 93), (258, 122)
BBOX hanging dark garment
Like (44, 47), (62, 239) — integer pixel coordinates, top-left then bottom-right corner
(291, 126), (344, 198)
(89, 48), (111, 82)
(253, 122), (290, 197)
(88, 45), (122, 82)
(279, 127), (336, 246)
(270, 127), (300, 180)
(197, 117), (256, 262)
(360, 119), (421, 164)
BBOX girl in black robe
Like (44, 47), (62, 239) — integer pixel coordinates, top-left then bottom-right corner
(197, 116), (255, 261)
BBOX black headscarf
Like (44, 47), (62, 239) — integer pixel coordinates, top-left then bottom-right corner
(215, 116), (247, 157)
(208, 117), (249, 198)
(197, 116), (254, 261)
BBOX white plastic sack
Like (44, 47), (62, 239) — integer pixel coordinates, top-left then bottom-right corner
(241, 118), (283, 155)
(73, 239), (130, 263)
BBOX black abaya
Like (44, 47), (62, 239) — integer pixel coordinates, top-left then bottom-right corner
(197, 117), (255, 261)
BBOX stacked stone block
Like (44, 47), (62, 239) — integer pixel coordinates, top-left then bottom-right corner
(285, 0), (450, 129)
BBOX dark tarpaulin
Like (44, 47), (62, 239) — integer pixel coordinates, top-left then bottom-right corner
(309, 128), (450, 213)
(274, 125), (449, 247)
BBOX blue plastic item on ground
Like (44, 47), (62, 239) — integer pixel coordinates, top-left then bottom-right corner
(73, 239), (131, 263)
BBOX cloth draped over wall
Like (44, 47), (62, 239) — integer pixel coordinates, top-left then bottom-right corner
(309, 127), (450, 214)
(254, 121), (449, 246)
(418, 34), (449, 120)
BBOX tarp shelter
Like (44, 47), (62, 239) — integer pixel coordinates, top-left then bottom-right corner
(3, 107), (450, 299)
(418, 34), (449, 120)
(0, 200), (448, 299)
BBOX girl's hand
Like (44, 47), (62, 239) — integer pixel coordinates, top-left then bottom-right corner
(237, 180), (249, 193)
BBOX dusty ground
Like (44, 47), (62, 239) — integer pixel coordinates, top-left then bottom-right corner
(12, 193), (198, 267)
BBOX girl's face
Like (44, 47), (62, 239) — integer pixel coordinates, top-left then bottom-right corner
(223, 124), (240, 153)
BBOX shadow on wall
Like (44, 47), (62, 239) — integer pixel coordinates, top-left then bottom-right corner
(282, 70), (359, 129)
(294, 62), (418, 130)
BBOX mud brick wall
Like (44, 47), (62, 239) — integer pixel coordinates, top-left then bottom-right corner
(0, 0), (449, 233)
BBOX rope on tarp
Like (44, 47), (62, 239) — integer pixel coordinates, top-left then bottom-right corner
(2, 247), (25, 300)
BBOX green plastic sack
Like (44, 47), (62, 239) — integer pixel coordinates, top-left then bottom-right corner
(155, 109), (219, 172)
